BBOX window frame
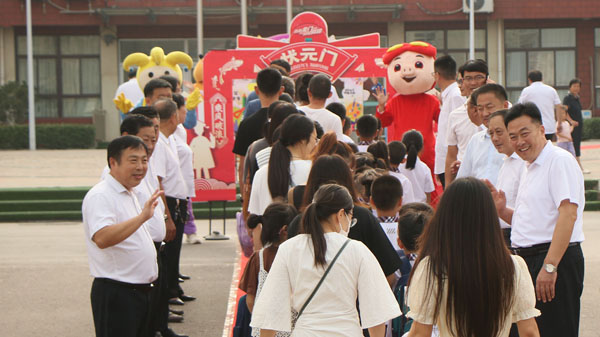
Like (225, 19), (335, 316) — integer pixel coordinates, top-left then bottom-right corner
(404, 28), (488, 66)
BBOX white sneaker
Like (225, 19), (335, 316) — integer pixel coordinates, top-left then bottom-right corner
(186, 233), (201, 244)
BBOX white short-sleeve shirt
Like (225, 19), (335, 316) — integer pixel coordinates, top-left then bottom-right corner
(456, 128), (506, 185)
(399, 157), (435, 203)
(389, 171), (417, 205)
(82, 174), (158, 284)
(511, 142), (585, 247)
(151, 132), (188, 199)
(173, 125), (196, 198)
(248, 160), (312, 215)
(435, 82), (466, 174)
(446, 104), (480, 161)
(496, 153), (525, 229)
(298, 106), (344, 140)
(517, 82), (561, 134)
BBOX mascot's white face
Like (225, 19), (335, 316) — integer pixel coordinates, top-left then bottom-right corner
(138, 65), (180, 91)
(387, 51), (435, 95)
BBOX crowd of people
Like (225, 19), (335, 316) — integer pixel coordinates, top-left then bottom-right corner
(81, 52), (586, 337)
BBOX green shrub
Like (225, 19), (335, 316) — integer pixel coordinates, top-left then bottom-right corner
(0, 82), (28, 125)
(582, 118), (600, 140)
(0, 124), (95, 149)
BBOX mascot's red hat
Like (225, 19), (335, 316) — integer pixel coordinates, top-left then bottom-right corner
(382, 41), (437, 65)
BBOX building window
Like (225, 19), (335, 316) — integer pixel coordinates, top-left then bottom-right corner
(504, 28), (576, 104)
(16, 35), (101, 119)
(595, 28), (600, 108)
(405, 29), (487, 67)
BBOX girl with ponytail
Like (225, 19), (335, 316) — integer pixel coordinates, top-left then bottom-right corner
(250, 184), (401, 337)
(399, 130), (435, 203)
(248, 114), (316, 215)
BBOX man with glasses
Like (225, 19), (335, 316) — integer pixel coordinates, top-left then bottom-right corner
(444, 60), (488, 187)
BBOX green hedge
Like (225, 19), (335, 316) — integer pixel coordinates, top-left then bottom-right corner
(582, 118), (600, 140)
(0, 124), (95, 149)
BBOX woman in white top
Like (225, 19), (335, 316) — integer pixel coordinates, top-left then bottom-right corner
(407, 178), (540, 337)
(251, 184), (401, 337)
(248, 114), (316, 215)
(399, 130), (435, 204)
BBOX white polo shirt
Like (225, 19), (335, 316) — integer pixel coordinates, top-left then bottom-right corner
(298, 106), (344, 140)
(511, 141), (585, 247)
(435, 82), (466, 174)
(518, 82), (561, 134)
(173, 125), (196, 198)
(389, 171), (417, 205)
(82, 174), (158, 284)
(398, 157), (435, 203)
(446, 103), (480, 161)
(456, 128), (506, 185)
(496, 153), (525, 229)
(100, 165), (166, 242)
(152, 131), (188, 199)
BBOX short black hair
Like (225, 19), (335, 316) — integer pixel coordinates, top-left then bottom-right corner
(356, 115), (378, 138)
(473, 83), (508, 103)
(434, 55), (457, 81)
(159, 75), (180, 92)
(314, 120), (324, 139)
(172, 93), (185, 109)
(569, 78), (581, 88)
(270, 59), (291, 73)
(460, 59), (488, 77)
(326, 102), (346, 122)
(528, 70), (542, 82)
(371, 175), (403, 211)
(281, 76), (295, 97)
(144, 78), (172, 98)
(308, 74), (331, 100)
(278, 93), (294, 104)
(120, 115), (154, 135)
(343, 116), (352, 133)
(154, 99), (177, 120)
(397, 210), (429, 252)
(295, 73), (314, 103)
(504, 102), (543, 127)
(130, 106), (159, 120)
(107, 135), (148, 168)
(489, 109), (509, 123)
(399, 202), (434, 217)
(128, 68), (137, 79)
(388, 141), (407, 165)
(257, 68), (282, 97)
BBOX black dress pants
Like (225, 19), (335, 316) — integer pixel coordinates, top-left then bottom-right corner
(164, 197), (188, 298)
(91, 278), (152, 337)
(522, 244), (584, 337)
(146, 242), (169, 336)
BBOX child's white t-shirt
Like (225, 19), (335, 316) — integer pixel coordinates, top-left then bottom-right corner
(398, 157), (435, 203)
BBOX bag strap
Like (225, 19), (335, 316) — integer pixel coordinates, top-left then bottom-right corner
(297, 238), (351, 317)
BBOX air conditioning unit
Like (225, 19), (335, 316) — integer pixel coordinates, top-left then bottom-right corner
(463, 0), (494, 13)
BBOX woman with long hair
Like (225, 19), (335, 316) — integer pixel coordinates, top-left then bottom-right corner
(407, 177), (540, 337)
(251, 184), (400, 337)
(248, 114), (316, 215)
(399, 130), (434, 203)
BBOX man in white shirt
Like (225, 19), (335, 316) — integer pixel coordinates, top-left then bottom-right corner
(82, 135), (162, 337)
(444, 60), (487, 187)
(491, 102), (585, 337)
(457, 84), (509, 185)
(298, 74), (344, 139)
(433, 55), (466, 188)
(517, 70), (562, 140)
(487, 109), (525, 246)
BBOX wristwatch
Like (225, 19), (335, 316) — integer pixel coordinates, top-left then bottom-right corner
(544, 263), (557, 273)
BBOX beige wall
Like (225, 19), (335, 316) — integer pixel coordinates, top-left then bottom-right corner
(1, 27), (16, 85)
(486, 19), (504, 85)
(387, 22), (405, 46)
(99, 26), (120, 142)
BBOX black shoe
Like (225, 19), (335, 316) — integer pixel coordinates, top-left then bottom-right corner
(178, 277), (184, 283)
(169, 297), (185, 305)
(169, 308), (184, 315)
(179, 274), (191, 280)
(168, 313), (184, 323)
(161, 328), (189, 337)
(179, 294), (196, 302)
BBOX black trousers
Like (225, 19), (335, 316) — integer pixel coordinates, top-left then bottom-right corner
(91, 278), (152, 337)
(545, 133), (556, 141)
(572, 121), (582, 157)
(521, 244), (584, 337)
(165, 197), (188, 298)
(146, 242), (169, 336)
(437, 173), (445, 190)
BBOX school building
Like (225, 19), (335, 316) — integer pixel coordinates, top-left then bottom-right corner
(1, 0), (599, 141)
